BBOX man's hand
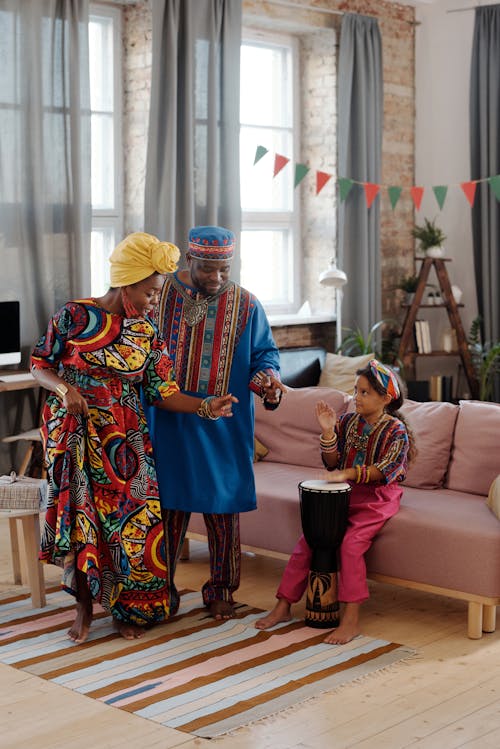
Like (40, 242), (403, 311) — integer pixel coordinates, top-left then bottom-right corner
(257, 371), (286, 404)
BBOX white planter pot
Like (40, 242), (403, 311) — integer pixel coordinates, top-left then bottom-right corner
(425, 245), (444, 258)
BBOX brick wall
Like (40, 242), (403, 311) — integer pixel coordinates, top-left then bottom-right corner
(121, 0), (416, 348)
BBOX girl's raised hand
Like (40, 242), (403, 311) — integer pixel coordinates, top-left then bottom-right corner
(315, 400), (336, 433)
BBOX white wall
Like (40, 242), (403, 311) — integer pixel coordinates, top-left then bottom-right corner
(415, 0), (478, 334)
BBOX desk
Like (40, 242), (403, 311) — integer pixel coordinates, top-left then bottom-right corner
(0, 371), (44, 475)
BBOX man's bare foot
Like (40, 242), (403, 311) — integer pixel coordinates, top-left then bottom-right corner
(324, 603), (360, 645)
(209, 600), (235, 620)
(68, 599), (93, 644)
(114, 619), (147, 640)
(255, 599), (292, 629)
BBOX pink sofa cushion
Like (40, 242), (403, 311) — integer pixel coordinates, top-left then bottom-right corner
(254, 386), (351, 468)
(400, 400), (459, 489)
(446, 400), (500, 496)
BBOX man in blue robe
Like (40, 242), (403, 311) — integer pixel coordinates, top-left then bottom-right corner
(147, 226), (284, 618)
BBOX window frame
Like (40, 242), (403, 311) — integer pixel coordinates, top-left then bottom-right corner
(240, 29), (301, 315)
(89, 3), (123, 295)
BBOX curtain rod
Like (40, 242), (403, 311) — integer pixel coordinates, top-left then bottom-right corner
(260, 0), (418, 26)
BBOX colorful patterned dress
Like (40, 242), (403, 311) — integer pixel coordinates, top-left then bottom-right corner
(31, 299), (179, 625)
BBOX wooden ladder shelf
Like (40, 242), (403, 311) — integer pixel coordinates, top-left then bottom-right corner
(397, 257), (479, 399)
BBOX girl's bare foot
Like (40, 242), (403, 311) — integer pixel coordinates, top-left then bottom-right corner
(324, 602), (360, 645)
(255, 599), (292, 629)
(114, 619), (147, 640)
(68, 598), (93, 644)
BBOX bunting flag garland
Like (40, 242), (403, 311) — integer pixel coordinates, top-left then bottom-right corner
(489, 175), (500, 200)
(410, 186), (424, 211)
(461, 181), (477, 206)
(253, 145), (268, 164)
(294, 163), (310, 187)
(316, 171), (332, 195)
(432, 185), (448, 210)
(252, 144), (500, 209)
(273, 153), (290, 177)
(364, 182), (380, 209)
(388, 186), (403, 210)
(339, 177), (354, 202)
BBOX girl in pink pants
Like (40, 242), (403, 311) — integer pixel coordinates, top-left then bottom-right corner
(256, 359), (414, 644)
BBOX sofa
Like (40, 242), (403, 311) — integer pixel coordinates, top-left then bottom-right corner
(187, 366), (500, 639)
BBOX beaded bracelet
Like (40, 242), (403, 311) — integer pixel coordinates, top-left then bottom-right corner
(196, 396), (220, 420)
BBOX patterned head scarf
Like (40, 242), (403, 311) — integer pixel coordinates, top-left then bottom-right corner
(368, 359), (400, 400)
(110, 232), (180, 287)
(188, 226), (235, 260)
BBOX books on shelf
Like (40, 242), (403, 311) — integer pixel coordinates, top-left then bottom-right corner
(414, 320), (432, 353)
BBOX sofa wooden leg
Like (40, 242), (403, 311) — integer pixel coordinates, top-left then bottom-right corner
(482, 604), (497, 633)
(467, 601), (483, 639)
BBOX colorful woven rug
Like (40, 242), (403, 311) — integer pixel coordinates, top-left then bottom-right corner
(0, 588), (414, 738)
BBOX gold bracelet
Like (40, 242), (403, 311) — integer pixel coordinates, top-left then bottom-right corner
(355, 465), (362, 483)
(196, 397), (220, 420)
(365, 467), (371, 483)
(55, 383), (68, 398)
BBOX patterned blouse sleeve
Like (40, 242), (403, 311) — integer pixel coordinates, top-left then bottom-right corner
(31, 302), (85, 370)
(374, 418), (409, 484)
(142, 335), (180, 404)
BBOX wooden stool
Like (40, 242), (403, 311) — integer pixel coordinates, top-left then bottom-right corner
(0, 477), (47, 608)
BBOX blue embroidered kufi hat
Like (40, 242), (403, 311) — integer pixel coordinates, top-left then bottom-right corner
(188, 226), (235, 260)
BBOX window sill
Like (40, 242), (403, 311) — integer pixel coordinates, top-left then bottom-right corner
(268, 313), (335, 327)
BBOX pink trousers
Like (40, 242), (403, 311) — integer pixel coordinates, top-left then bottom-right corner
(277, 482), (402, 605)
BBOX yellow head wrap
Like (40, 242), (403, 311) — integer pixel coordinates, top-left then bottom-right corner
(109, 232), (180, 287)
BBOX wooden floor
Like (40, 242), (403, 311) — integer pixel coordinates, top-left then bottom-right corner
(1, 517), (499, 749)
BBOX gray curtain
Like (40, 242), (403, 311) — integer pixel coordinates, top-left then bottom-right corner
(0, 0), (91, 354)
(470, 4), (500, 352)
(0, 0), (91, 471)
(337, 13), (383, 339)
(145, 0), (242, 275)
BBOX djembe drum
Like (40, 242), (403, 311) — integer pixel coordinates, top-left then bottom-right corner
(298, 480), (351, 628)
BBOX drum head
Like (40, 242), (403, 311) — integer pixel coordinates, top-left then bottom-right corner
(299, 480), (351, 493)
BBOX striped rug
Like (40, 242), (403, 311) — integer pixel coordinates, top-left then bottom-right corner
(0, 588), (414, 738)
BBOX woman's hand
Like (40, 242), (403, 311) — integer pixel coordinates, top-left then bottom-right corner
(316, 400), (336, 435)
(60, 384), (89, 417)
(208, 393), (239, 418)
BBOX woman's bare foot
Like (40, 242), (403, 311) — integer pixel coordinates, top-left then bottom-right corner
(114, 619), (147, 640)
(324, 603), (360, 645)
(255, 599), (292, 629)
(209, 600), (235, 620)
(68, 599), (93, 644)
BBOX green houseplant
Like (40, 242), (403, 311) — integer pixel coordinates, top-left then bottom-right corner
(468, 317), (500, 401)
(412, 217), (446, 258)
(397, 273), (419, 305)
(339, 319), (402, 367)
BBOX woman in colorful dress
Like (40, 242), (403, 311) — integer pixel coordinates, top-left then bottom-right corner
(31, 233), (236, 644)
(255, 360), (415, 644)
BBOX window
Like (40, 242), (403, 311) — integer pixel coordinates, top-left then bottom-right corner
(240, 33), (299, 314)
(89, 5), (123, 295)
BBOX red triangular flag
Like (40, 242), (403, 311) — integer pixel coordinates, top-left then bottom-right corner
(316, 171), (332, 195)
(410, 186), (424, 211)
(461, 181), (477, 206)
(363, 182), (380, 208)
(273, 154), (290, 177)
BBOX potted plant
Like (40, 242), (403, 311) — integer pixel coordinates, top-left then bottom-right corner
(468, 317), (500, 401)
(397, 274), (419, 305)
(412, 217), (446, 258)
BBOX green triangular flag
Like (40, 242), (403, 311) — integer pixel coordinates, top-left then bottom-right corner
(388, 186), (402, 210)
(294, 163), (310, 187)
(488, 174), (500, 200)
(432, 185), (448, 210)
(338, 177), (354, 202)
(253, 145), (268, 165)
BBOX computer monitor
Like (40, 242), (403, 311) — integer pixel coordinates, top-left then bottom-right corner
(0, 301), (21, 366)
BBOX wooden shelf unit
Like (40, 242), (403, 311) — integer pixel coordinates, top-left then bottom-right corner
(397, 257), (479, 399)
